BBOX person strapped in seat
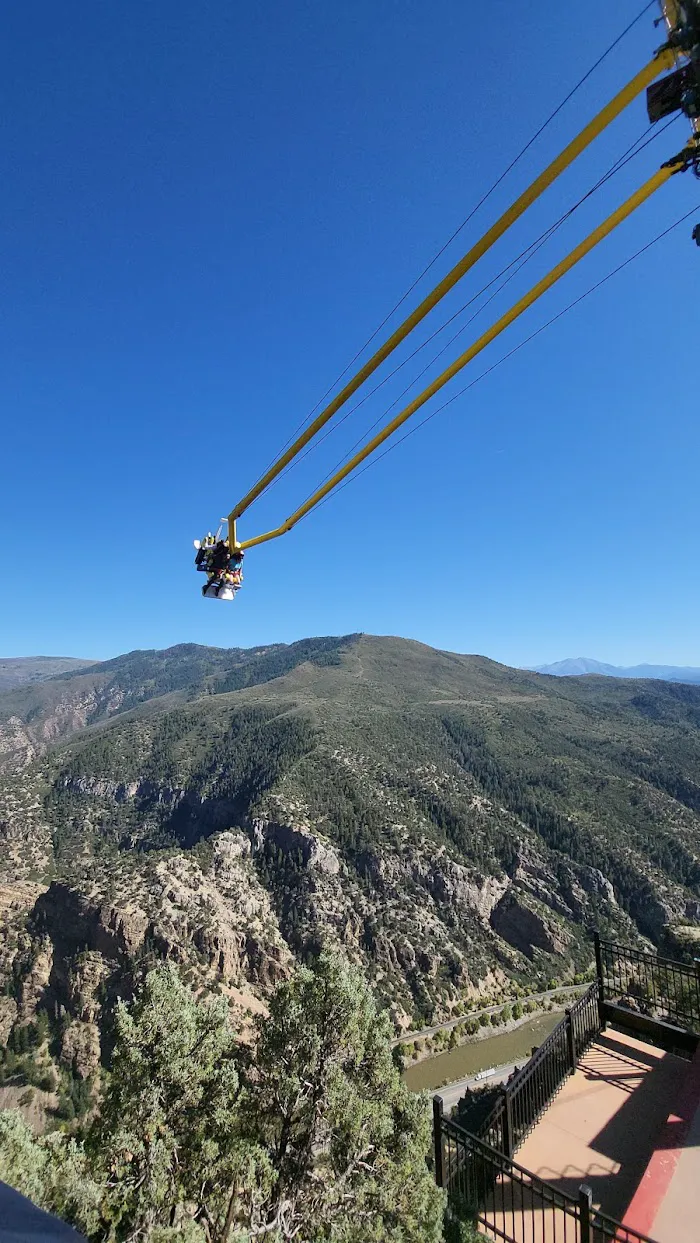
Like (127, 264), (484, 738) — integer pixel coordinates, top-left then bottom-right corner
(194, 533), (244, 601)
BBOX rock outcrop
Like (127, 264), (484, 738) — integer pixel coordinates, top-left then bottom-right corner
(61, 1020), (101, 1079)
(489, 890), (566, 959)
(0, 831), (292, 1067)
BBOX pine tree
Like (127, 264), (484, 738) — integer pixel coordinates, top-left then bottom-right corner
(0, 956), (446, 1243)
(242, 950), (445, 1242)
(87, 963), (265, 1241)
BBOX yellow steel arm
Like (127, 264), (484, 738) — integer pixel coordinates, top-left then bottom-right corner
(228, 48), (675, 546)
(239, 155), (685, 551)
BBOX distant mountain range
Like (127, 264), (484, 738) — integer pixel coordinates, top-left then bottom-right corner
(532, 657), (700, 683)
(3, 633), (700, 1025)
(0, 656), (95, 690)
(6, 652), (700, 689)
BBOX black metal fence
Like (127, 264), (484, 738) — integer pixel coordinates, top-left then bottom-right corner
(477, 941), (700, 1161)
(429, 936), (700, 1243)
(479, 981), (602, 1157)
(595, 932), (700, 1031)
(436, 1117), (657, 1243)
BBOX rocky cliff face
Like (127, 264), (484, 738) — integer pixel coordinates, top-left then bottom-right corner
(0, 686), (126, 774)
(2, 830), (291, 1080)
(2, 805), (616, 1065)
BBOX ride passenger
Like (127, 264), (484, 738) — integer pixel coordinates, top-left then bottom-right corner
(196, 535), (244, 600)
(209, 540), (230, 574)
(194, 532), (216, 570)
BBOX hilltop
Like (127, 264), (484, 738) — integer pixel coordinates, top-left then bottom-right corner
(2, 632), (700, 1089)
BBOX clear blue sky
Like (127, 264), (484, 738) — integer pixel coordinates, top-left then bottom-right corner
(2, 0), (699, 666)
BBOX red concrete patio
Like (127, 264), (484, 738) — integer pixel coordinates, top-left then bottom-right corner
(621, 1043), (700, 1243)
(517, 1028), (688, 1222)
(481, 1028), (695, 1242)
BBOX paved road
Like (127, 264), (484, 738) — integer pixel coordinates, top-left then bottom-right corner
(393, 983), (589, 1047)
(434, 1061), (520, 1113)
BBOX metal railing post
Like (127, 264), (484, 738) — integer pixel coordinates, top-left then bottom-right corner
(593, 930), (603, 987)
(501, 1086), (513, 1159)
(579, 1183), (593, 1243)
(566, 1008), (576, 1073)
(593, 930), (607, 1027)
(433, 1095), (445, 1188)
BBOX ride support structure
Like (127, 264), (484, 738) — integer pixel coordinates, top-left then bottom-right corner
(205, 2), (700, 571)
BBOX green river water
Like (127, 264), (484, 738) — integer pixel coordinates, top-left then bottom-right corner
(403, 1012), (561, 1092)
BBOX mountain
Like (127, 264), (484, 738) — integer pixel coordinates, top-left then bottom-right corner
(0, 656), (95, 691)
(2, 633), (700, 1089)
(533, 657), (700, 682)
(531, 658), (622, 677)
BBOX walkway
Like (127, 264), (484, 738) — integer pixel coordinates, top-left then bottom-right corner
(475, 1029), (688, 1243)
(516, 1028), (687, 1221)
(622, 1045), (700, 1243)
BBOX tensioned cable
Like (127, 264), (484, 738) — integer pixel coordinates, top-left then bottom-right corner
(236, 159), (689, 548)
(259, 114), (680, 502)
(303, 202), (699, 519)
(291, 114), (681, 506)
(231, 54), (673, 528)
(244, 0), (659, 497)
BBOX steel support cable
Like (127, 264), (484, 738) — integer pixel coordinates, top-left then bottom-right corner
(306, 200), (700, 515)
(265, 233), (557, 494)
(287, 114), (681, 501)
(249, 120), (668, 500)
(242, 0), (661, 499)
(228, 46), (675, 538)
(252, 114), (680, 519)
(237, 158), (684, 550)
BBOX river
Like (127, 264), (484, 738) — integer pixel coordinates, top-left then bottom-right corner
(402, 1012), (561, 1092)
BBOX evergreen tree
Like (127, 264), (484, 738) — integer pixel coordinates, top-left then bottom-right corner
(0, 1110), (49, 1209)
(242, 951), (445, 1242)
(0, 956), (445, 1243)
(87, 963), (266, 1241)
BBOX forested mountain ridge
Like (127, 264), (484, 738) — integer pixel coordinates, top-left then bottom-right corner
(0, 656), (95, 691)
(2, 632), (700, 1095)
(0, 637), (355, 773)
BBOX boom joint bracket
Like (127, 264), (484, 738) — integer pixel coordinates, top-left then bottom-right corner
(662, 137), (700, 172)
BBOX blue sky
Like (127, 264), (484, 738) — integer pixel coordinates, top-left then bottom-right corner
(1, 0), (699, 666)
